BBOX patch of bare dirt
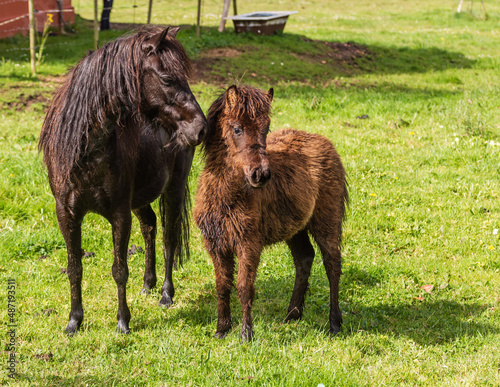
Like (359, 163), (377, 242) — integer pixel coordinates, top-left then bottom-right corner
(33, 353), (53, 362)
(5, 92), (52, 112)
(324, 41), (372, 65)
(192, 47), (244, 85)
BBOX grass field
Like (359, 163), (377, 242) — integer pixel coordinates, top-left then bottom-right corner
(1, 0), (500, 385)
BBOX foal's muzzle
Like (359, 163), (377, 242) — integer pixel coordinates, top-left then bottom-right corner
(247, 166), (271, 188)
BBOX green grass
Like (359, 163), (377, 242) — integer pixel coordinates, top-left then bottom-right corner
(1, 0), (500, 385)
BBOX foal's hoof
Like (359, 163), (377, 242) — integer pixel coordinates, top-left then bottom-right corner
(64, 319), (81, 337)
(116, 320), (130, 334)
(240, 328), (254, 342)
(140, 287), (151, 296)
(159, 292), (173, 308)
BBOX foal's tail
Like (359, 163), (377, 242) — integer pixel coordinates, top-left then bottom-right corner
(159, 182), (191, 269)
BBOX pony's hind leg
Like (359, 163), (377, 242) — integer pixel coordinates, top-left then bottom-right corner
(285, 229), (315, 322)
(159, 149), (194, 308)
(133, 205), (157, 295)
(56, 199), (85, 336)
(110, 208), (132, 333)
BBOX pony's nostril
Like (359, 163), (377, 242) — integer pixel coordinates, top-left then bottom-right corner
(197, 126), (206, 142)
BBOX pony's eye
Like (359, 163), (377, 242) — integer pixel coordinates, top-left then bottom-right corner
(159, 75), (173, 85)
(233, 126), (243, 136)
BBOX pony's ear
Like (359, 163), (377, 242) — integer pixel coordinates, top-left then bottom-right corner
(143, 27), (170, 54)
(167, 26), (181, 39)
(267, 88), (274, 102)
(226, 85), (238, 110)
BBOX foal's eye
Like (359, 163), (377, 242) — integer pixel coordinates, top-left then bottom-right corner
(233, 125), (243, 136)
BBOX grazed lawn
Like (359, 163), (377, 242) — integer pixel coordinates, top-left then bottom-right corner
(1, 0), (499, 385)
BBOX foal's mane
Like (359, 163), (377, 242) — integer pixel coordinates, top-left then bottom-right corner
(39, 26), (191, 178)
(204, 85), (272, 152)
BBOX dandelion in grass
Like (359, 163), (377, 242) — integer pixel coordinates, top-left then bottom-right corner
(409, 131), (415, 136)
(370, 193), (377, 197)
(488, 245), (494, 250)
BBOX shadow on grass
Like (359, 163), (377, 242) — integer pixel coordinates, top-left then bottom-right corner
(15, 374), (136, 386)
(0, 23), (475, 85)
(153, 265), (498, 346)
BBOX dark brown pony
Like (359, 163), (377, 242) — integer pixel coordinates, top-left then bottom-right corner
(194, 85), (348, 341)
(39, 26), (207, 335)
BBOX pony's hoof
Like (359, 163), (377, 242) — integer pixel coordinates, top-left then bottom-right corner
(159, 293), (173, 308)
(284, 307), (302, 322)
(214, 331), (227, 339)
(140, 287), (151, 296)
(64, 319), (81, 336)
(329, 324), (341, 335)
(116, 320), (130, 334)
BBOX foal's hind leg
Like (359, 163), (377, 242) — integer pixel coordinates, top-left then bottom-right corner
(285, 229), (315, 322)
(55, 199), (85, 336)
(310, 228), (343, 335)
(133, 205), (157, 295)
(110, 208), (132, 333)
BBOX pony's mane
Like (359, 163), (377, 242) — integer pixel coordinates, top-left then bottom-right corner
(204, 85), (272, 152)
(39, 26), (191, 178)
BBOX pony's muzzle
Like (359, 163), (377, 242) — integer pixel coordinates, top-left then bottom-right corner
(178, 116), (207, 147)
(248, 166), (271, 188)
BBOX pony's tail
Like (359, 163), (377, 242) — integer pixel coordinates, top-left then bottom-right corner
(159, 182), (191, 269)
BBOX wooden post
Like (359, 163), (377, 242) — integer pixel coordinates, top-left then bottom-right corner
(218, 0), (231, 32)
(147, 0), (153, 24)
(94, 0), (99, 50)
(233, 0), (237, 16)
(196, 0), (201, 37)
(28, 0), (36, 75)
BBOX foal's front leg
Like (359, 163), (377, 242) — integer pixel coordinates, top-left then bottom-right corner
(211, 250), (235, 338)
(111, 208), (132, 333)
(236, 245), (262, 341)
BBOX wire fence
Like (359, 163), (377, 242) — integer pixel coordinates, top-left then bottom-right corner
(0, 0), (221, 69)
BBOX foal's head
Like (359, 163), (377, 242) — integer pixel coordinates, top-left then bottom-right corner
(208, 85), (274, 188)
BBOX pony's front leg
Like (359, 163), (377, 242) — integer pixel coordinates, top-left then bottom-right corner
(56, 200), (85, 336)
(133, 205), (157, 295)
(111, 208), (132, 333)
(236, 245), (262, 342)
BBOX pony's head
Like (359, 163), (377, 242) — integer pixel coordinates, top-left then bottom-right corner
(139, 26), (206, 147)
(207, 85), (273, 188)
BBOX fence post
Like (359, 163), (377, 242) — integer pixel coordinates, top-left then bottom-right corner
(28, 0), (36, 75)
(147, 0), (153, 24)
(196, 0), (201, 37)
(94, 0), (99, 50)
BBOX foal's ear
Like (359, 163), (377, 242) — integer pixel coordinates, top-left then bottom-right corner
(167, 26), (181, 39)
(143, 27), (170, 54)
(226, 85), (238, 110)
(267, 88), (274, 102)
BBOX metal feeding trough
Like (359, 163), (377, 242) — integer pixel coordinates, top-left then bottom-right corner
(226, 11), (298, 35)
